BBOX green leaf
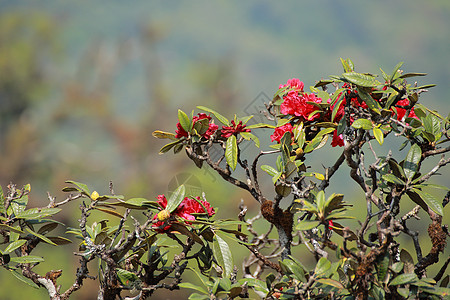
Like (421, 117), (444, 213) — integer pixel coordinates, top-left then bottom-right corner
(280, 259), (306, 282)
(317, 278), (344, 289)
(9, 270), (39, 289)
(109, 198), (158, 210)
(357, 88), (382, 114)
(187, 293), (210, 300)
(0, 185), (5, 215)
(4, 240), (27, 254)
(116, 268), (139, 286)
(197, 105), (229, 125)
(390, 273), (418, 286)
(399, 72), (427, 79)
(304, 134), (325, 153)
(178, 282), (209, 295)
(382, 174), (405, 186)
(15, 208), (61, 220)
(261, 165), (278, 177)
(404, 144), (422, 181)
(400, 249), (414, 274)
(375, 252), (390, 281)
(47, 236), (72, 245)
(225, 135), (238, 171)
(240, 132), (260, 148)
(64, 180), (90, 195)
(411, 188), (444, 216)
(389, 62), (404, 82)
(342, 72), (380, 87)
(152, 130), (177, 140)
(373, 127), (384, 145)
(351, 118), (373, 130)
(25, 228), (57, 246)
(315, 257), (331, 276)
(158, 139), (183, 154)
(340, 58), (353, 72)
(0, 224), (23, 234)
(11, 255), (45, 264)
(165, 185), (186, 213)
(213, 234), (233, 278)
(295, 220), (320, 231)
(178, 109), (191, 132)
(316, 191), (326, 214)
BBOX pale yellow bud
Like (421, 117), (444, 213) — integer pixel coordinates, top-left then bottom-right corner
(157, 209), (170, 221)
(91, 191), (100, 201)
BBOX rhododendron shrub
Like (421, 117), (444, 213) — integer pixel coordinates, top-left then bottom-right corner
(1, 59), (448, 300)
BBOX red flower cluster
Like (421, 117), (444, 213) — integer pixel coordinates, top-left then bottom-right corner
(270, 123), (293, 143)
(175, 113), (218, 139)
(394, 98), (417, 121)
(279, 78), (304, 91)
(152, 194), (215, 232)
(280, 90), (322, 121)
(221, 120), (251, 138)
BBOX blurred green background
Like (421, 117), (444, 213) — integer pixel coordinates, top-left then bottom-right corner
(0, 1), (449, 299)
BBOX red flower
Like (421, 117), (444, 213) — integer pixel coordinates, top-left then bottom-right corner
(175, 113), (218, 139)
(270, 123), (294, 143)
(280, 91), (322, 121)
(394, 99), (418, 121)
(152, 194), (215, 233)
(331, 130), (344, 147)
(279, 78), (304, 91)
(221, 120), (251, 138)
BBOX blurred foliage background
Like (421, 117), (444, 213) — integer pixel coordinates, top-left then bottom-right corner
(0, 0), (449, 299)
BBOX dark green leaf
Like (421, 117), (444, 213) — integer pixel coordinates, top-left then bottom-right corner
(412, 188), (443, 216)
(10, 269), (39, 288)
(0, 224), (23, 234)
(47, 236), (72, 245)
(158, 139), (183, 155)
(225, 135), (238, 171)
(404, 144), (422, 181)
(165, 185), (186, 213)
(357, 88), (382, 114)
(400, 249), (414, 274)
(375, 252), (390, 281)
(281, 258), (306, 282)
(342, 72), (380, 87)
(390, 273), (418, 286)
(399, 72), (427, 79)
(382, 174), (405, 186)
(64, 180), (90, 195)
(25, 228), (57, 246)
(389, 62), (404, 82)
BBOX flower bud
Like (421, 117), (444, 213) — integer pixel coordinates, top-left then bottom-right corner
(91, 191), (99, 201)
(157, 209), (170, 221)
